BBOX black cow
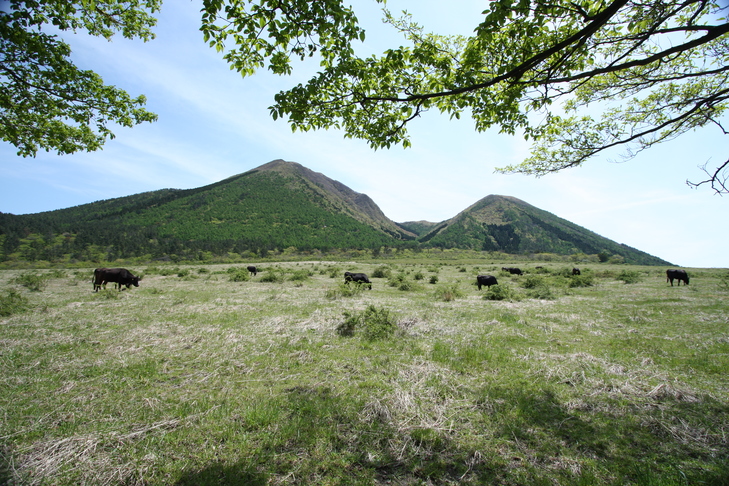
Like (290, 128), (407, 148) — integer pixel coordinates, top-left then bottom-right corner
(93, 267), (140, 292)
(92, 267), (110, 292)
(502, 267), (523, 275)
(344, 271), (372, 289)
(666, 269), (689, 286)
(476, 274), (498, 290)
(247, 265), (257, 276)
(572, 268), (581, 276)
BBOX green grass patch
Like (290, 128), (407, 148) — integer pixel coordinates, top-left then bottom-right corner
(0, 261), (727, 485)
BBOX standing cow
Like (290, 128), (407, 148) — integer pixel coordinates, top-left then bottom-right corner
(344, 271), (372, 289)
(476, 275), (498, 290)
(572, 268), (581, 276)
(93, 268), (140, 292)
(247, 265), (257, 276)
(666, 269), (689, 286)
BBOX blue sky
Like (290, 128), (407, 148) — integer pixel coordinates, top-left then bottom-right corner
(1, 1), (727, 268)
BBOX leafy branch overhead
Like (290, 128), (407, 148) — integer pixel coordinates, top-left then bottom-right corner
(0, 1), (160, 156)
(201, 0), (729, 192)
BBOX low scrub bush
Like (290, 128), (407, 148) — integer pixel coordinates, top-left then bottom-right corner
(617, 270), (641, 284)
(288, 269), (313, 282)
(13, 272), (48, 292)
(522, 275), (545, 289)
(388, 273), (420, 291)
(337, 305), (396, 341)
(483, 284), (521, 301)
(325, 282), (365, 299)
(0, 289), (29, 316)
(228, 268), (250, 282)
(569, 274), (595, 288)
(260, 269), (285, 283)
(434, 284), (463, 302)
(525, 284), (556, 300)
(371, 266), (391, 278)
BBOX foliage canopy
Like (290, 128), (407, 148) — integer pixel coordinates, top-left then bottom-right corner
(4, 1), (727, 191)
(201, 0), (729, 192)
(0, 0), (159, 156)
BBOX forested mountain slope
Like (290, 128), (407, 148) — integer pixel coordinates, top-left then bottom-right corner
(0, 160), (670, 265)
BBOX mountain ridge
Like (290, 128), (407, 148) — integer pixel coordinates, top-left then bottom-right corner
(0, 160), (671, 265)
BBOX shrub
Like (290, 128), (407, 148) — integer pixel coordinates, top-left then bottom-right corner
(569, 274), (595, 288)
(413, 271), (424, 281)
(617, 270), (641, 284)
(326, 282), (365, 300)
(0, 289), (29, 316)
(434, 284), (463, 302)
(388, 273), (419, 291)
(429, 275), (439, 284)
(229, 268), (250, 282)
(260, 270), (285, 283)
(371, 266), (391, 278)
(336, 305), (397, 341)
(13, 272), (48, 292)
(483, 284), (521, 301)
(288, 269), (313, 282)
(522, 275), (545, 289)
(526, 285), (555, 300)
(361, 306), (397, 341)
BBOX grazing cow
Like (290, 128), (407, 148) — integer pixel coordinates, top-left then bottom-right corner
(476, 274), (498, 290)
(93, 267), (140, 292)
(247, 265), (257, 276)
(92, 268), (109, 292)
(666, 269), (689, 286)
(572, 268), (581, 276)
(502, 267), (523, 275)
(344, 271), (372, 289)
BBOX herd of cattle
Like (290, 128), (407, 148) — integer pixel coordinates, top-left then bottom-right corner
(92, 266), (691, 292)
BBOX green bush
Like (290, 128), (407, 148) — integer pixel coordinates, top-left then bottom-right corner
(288, 269), (313, 282)
(336, 305), (397, 341)
(526, 285), (555, 300)
(371, 266), (391, 279)
(429, 275), (439, 284)
(260, 270), (285, 283)
(0, 289), (29, 316)
(522, 275), (545, 289)
(228, 268), (250, 282)
(13, 272), (48, 292)
(483, 284), (521, 301)
(617, 270), (641, 284)
(569, 274), (595, 287)
(388, 273), (419, 291)
(326, 282), (365, 300)
(434, 284), (463, 302)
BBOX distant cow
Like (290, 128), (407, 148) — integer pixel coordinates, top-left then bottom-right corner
(93, 267), (140, 292)
(247, 265), (257, 276)
(666, 269), (689, 286)
(476, 274), (498, 290)
(502, 267), (523, 275)
(344, 271), (372, 289)
(572, 268), (581, 276)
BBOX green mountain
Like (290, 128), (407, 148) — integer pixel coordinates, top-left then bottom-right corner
(416, 195), (667, 265)
(0, 160), (670, 265)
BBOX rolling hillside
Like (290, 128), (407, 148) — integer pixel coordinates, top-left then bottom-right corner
(0, 160), (670, 265)
(416, 195), (664, 264)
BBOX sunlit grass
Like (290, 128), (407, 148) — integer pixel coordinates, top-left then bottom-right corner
(1, 261), (727, 485)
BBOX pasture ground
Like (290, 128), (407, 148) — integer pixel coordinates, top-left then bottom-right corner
(1, 261), (727, 485)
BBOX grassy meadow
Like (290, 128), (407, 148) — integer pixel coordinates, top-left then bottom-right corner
(0, 260), (727, 485)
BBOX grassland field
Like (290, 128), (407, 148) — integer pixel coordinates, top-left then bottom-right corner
(0, 260), (727, 485)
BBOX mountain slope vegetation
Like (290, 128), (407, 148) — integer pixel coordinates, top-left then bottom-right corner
(0, 160), (670, 265)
